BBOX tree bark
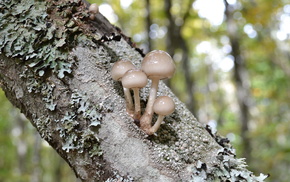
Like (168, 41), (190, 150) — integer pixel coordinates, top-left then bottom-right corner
(0, 0), (266, 181)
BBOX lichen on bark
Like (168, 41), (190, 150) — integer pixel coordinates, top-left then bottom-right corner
(0, 0), (74, 78)
(0, 0), (110, 179)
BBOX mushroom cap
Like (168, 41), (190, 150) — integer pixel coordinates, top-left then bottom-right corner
(153, 96), (175, 116)
(122, 69), (148, 89)
(89, 3), (99, 14)
(141, 50), (175, 80)
(111, 60), (135, 81)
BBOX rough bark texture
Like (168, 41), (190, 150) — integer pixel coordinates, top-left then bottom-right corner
(0, 0), (267, 181)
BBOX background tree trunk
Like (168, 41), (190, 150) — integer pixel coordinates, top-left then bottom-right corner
(145, 0), (153, 51)
(12, 110), (28, 176)
(31, 132), (41, 182)
(164, 0), (197, 117)
(224, 1), (253, 161)
(0, 0), (266, 181)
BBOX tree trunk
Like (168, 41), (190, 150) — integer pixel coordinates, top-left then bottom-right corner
(31, 132), (42, 182)
(145, 0), (153, 51)
(0, 0), (266, 181)
(164, 0), (197, 117)
(12, 110), (28, 176)
(224, 1), (253, 161)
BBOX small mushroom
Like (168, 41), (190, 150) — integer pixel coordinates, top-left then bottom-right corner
(145, 96), (175, 135)
(89, 3), (99, 20)
(111, 60), (136, 117)
(122, 69), (148, 120)
(140, 50), (175, 130)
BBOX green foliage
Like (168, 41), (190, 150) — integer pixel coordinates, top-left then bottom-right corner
(58, 90), (103, 155)
(0, 90), (14, 180)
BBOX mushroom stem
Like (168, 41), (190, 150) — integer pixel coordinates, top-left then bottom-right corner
(140, 77), (159, 130)
(124, 87), (134, 117)
(145, 115), (165, 135)
(145, 78), (159, 114)
(132, 88), (141, 120)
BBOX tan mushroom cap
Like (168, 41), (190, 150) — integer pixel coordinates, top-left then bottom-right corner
(122, 69), (148, 89)
(111, 60), (135, 81)
(141, 50), (175, 80)
(153, 96), (175, 116)
(89, 3), (99, 14)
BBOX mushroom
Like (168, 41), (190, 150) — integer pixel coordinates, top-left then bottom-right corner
(145, 96), (175, 135)
(111, 60), (136, 117)
(89, 3), (99, 20)
(122, 69), (148, 120)
(140, 50), (175, 130)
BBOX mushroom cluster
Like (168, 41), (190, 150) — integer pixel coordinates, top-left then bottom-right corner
(88, 3), (99, 20)
(111, 50), (176, 135)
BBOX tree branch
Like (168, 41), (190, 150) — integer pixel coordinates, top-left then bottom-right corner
(0, 0), (267, 181)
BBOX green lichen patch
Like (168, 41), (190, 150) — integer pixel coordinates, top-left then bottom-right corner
(105, 171), (134, 182)
(57, 90), (103, 157)
(190, 149), (269, 181)
(35, 115), (52, 141)
(70, 91), (104, 121)
(0, 0), (99, 113)
(188, 126), (269, 181)
(0, 0), (84, 79)
(0, 0), (111, 161)
(21, 68), (57, 111)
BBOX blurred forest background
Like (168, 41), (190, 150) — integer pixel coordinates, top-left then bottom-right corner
(1, 0), (290, 181)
